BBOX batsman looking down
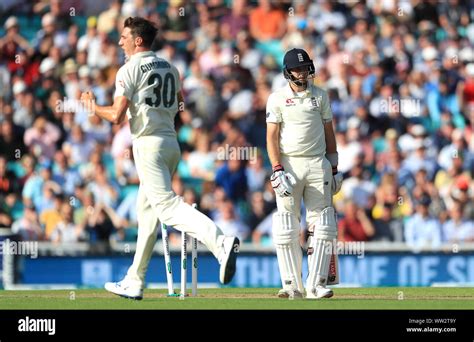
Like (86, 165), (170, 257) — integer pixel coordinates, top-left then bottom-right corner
(80, 17), (240, 300)
(266, 48), (343, 299)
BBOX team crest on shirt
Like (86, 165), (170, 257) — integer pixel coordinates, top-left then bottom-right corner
(311, 96), (321, 109)
(285, 98), (296, 107)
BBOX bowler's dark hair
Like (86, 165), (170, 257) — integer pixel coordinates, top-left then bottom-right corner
(124, 17), (158, 47)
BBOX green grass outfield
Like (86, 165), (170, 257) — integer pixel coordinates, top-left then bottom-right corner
(1, 287), (473, 310)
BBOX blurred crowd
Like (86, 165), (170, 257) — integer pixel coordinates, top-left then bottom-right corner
(0, 0), (474, 250)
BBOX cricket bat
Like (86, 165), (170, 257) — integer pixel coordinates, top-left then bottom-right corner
(328, 251), (339, 285)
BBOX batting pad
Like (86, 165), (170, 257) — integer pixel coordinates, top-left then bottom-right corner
(306, 207), (338, 290)
(272, 212), (304, 293)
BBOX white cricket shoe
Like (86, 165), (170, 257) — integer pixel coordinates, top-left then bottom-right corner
(277, 289), (290, 298)
(288, 290), (304, 300)
(218, 236), (240, 284)
(277, 289), (304, 299)
(104, 280), (143, 300)
(306, 285), (334, 299)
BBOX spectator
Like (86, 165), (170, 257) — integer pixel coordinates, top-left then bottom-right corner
(376, 129), (399, 168)
(115, 146), (139, 186)
(401, 138), (438, 181)
(438, 129), (472, 171)
(39, 193), (64, 240)
(0, 198), (13, 228)
(110, 121), (132, 158)
(36, 175), (61, 215)
(0, 155), (19, 197)
(61, 58), (80, 100)
(77, 17), (99, 63)
(85, 202), (120, 245)
(249, 0), (286, 42)
(442, 202), (474, 243)
(0, 16), (33, 68)
(435, 153), (467, 206)
(215, 159), (248, 202)
(22, 161), (56, 210)
(372, 203), (404, 242)
(11, 203), (42, 240)
(404, 194), (442, 249)
(246, 191), (271, 232)
(33, 12), (68, 53)
(225, 76), (254, 121)
(192, 77), (224, 126)
(156, 43), (187, 77)
(249, 0), (286, 65)
(220, 0), (249, 40)
(198, 38), (233, 77)
(252, 208), (275, 246)
(24, 116), (61, 162)
(338, 200), (375, 242)
(161, 0), (191, 51)
(336, 129), (363, 175)
(372, 173), (410, 220)
(308, 2), (346, 34)
(63, 124), (96, 166)
(460, 63), (474, 112)
(188, 131), (215, 181)
(7, 50), (38, 87)
(340, 162), (376, 209)
(215, 199), (250, 242)
(96, 0), (122, 35)
(0, 119), (27, 162)
(50, 202), (86, 243)
(449, 178), (474, 221)
(81, 114), (111, 144)
(245, 152), (266, 192)
(51, 150), (81, 196)
(12, 82), (35, 128)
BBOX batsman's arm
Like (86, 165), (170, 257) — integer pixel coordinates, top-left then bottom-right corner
(266, 122), (281, 168)
(324, 121), (338, 172)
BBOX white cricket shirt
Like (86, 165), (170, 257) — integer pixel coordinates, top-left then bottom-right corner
(266, 83), (332, 157)
(114, 51), (181, 139)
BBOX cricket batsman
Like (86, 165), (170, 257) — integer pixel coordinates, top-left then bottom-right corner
(80, 17), (240, 300)
(266, 48), (343, 299)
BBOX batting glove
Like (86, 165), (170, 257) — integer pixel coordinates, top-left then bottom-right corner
(270, 164), (296, 197)
(331, 166), (343, 195)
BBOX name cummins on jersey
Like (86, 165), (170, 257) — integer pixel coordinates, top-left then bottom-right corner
(266, 84), (332, 157)
(114, 51), (181, 139)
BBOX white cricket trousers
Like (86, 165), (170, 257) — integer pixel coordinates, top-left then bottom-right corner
(276, 155), (332, 223)
(125, 135), (224, 288)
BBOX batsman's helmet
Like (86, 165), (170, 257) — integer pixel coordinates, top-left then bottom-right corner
(283, 48), (315, 85)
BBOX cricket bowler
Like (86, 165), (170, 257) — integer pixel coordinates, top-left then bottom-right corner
(80, 17), (240, 300)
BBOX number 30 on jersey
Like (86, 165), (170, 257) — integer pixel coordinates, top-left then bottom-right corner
(145, 72), (176, 108)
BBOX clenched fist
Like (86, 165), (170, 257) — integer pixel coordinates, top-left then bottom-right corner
(80, 91), (96, 113)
